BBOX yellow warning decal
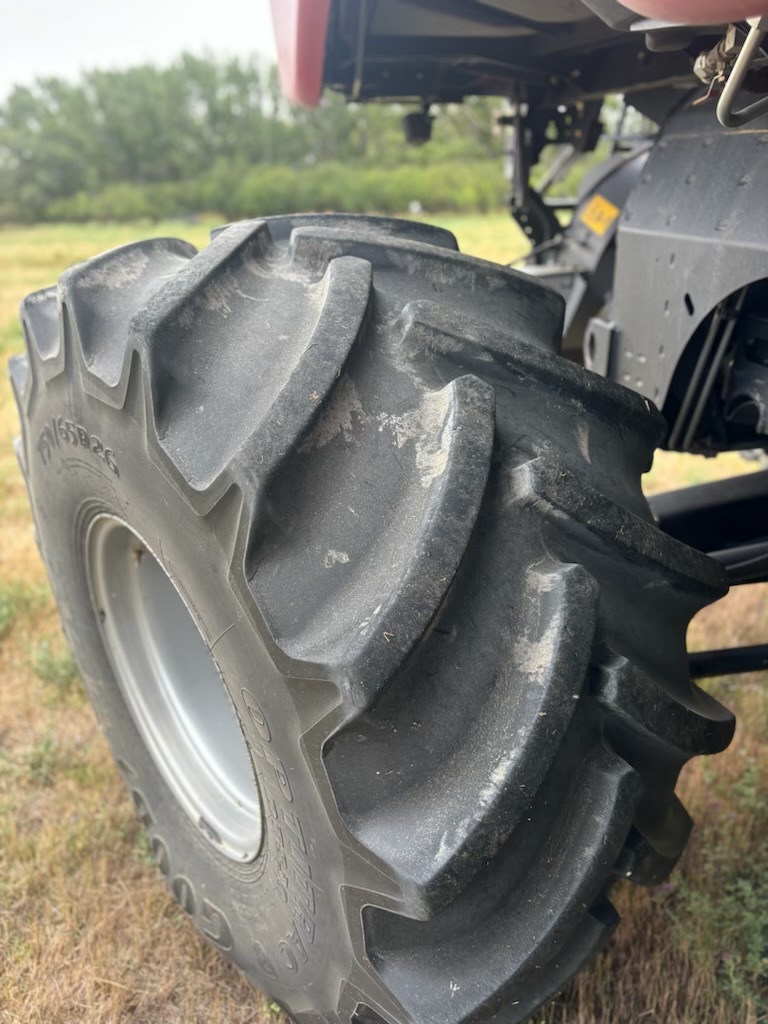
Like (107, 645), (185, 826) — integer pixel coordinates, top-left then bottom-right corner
(579, 194), (621, 237)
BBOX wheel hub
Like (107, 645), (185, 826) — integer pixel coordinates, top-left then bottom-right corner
(86, 515), (262, 862)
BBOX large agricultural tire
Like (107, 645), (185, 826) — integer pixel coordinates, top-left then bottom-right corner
(10, 215), (735, 1024)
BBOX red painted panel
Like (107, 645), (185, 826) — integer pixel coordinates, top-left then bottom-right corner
(270, 0), (332, 107)
(619, 0), (768, 22)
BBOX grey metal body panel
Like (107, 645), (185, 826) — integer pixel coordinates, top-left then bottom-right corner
(602, 97), (768, 408)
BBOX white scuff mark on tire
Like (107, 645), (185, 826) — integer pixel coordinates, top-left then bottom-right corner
(415, 418), (451, 488)
(437, 830), (451, 861)
(576, 421), (591, 463)
(78, 248), (149, 290)
(377, 387), (453, 488)
(302, 375), (366, 451)
(235, 288), (266, 304)
(514, 616), (559, 679)
(199, 272), (240, 318)
(478, 754), (515, 809)
(324, 549), (350, 568)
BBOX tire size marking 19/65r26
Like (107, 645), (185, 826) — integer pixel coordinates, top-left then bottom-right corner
(36, 415), (119, 476)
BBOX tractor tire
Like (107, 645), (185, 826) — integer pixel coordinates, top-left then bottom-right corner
(10, 215), (735, 1024)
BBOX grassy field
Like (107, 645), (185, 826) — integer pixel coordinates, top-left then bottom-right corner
(0, 216), (766, 1024)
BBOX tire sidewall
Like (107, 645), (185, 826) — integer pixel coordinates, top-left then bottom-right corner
(24, 374), (345, 1006)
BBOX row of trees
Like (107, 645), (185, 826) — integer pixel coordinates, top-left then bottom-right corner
(0, 55), (508, 223)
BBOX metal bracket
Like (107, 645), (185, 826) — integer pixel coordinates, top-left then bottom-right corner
(717, 17), (768, 128)
(690, 644), (768, 678)
(584, 316), (616, 378)
(650, 469), (768, 678)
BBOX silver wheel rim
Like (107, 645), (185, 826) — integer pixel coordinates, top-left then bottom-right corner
(86, 514), (262, 862)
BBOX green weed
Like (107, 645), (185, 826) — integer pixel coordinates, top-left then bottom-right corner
(26, 736), (59, 788)
(0, 581), (48, 639)
(32, 636), (79, 694)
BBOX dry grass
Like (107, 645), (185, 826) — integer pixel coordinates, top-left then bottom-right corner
(0, 218), (766, 1024)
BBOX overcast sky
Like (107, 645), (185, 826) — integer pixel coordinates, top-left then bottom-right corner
(1, 0), (278, 98)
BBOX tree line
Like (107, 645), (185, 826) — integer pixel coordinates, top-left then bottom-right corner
(0, 54), (509, 223)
